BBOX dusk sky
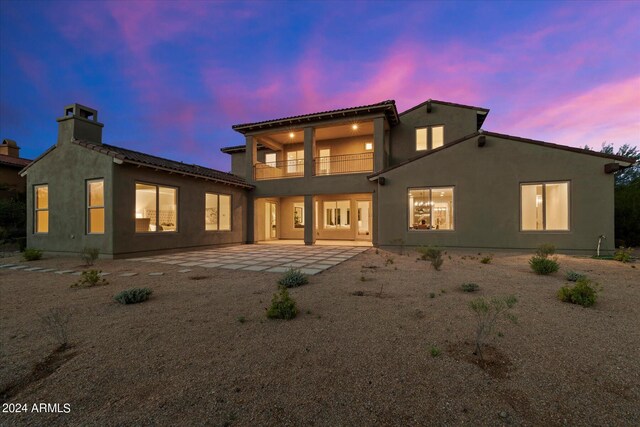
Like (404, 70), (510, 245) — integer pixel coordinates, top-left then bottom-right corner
(1, 0), (638, 171)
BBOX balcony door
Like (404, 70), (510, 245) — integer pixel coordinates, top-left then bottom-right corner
(356, 200), (371, 240)
(265, 201), (277, 240)
(318, 148), (331, 175)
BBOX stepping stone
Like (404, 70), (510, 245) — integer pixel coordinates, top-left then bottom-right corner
(161, 260), (185, 265)
(98, 272), (110, 276)
(177, 269), (192, 273)
(0, 264), (17, 269)
(71, 272), (82, 276)
(119, 272), (138, 277)
(25, 267), (44, 271)
(299, 268), (322, 275)
(200, 263), (222, 268)
(241, 265), (269, 271)
(148, 272), (164, 276)
(220, 264), (245, 270)
(265, 267), (289, 273)
(39, 268), (57, 273)
(178, 262), (204, 267)
(127, 257), (148, 261)
(9, 265), (28, 270)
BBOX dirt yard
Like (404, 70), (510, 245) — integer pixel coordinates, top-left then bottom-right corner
(1, 248), (638, 426)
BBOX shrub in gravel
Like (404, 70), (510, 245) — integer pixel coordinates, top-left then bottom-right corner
(418, 246), (444, 271)
(278, 269), (308, 288)
(557, 278), (600, 308)
(469, 295), (518, 360)
(23, 248), (42, 261)
(72, 270), (107, 288)
(266, 286), (298, 320)
(430, 346), (441, 357)
(114, 287), (152, 304)
(613, 247), (633, 263)
(565, 270), (586, 282)
(480, 255), (493, 264)
(529, 256), (559, 275)
(461, 283), (480, 292)
(80, 247), (100, 266)
(39, 307), (71, 349)
(535, 244), (556, 258)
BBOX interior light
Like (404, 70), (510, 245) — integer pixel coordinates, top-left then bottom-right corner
(352, 124), (358, 130)
(289, 132), (295, 138)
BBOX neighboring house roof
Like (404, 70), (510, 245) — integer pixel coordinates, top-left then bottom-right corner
(368, 130), (637, 179)
(231, 100), (400, 134)
(0, 154), (31, 168)
(399, 99), (490, 129)
(20, 140), (253, 189)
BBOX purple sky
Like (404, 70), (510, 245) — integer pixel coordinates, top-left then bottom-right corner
(1, 0), (639, 171)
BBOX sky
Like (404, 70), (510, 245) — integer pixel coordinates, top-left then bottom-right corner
(1, 0), (639, 171)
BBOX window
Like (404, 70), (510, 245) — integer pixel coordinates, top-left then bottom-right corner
(408, 187), (454, 230)
(324, 200), (350, 229)
(286, 150), (304, 174)
(87, 179), (104, 234)
(265, 153), (276, 167)
(318, 148), (330, 175)
(34, 185), (49, 233)
(293, 202), (304, 228)
(205, 193), (231, 231)
(415, 126), (445, 151)
(135, 183), (177, 232)
(365, 142), (373, 151)
(521, 182), (569, 231)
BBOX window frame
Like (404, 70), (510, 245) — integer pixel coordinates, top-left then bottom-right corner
(415, 125), (445, 151)
(134, 181), (179, 233)
(286, 150), (304, 174)
(407, 186), (456, 232)
(86, 178), (105, 235)
(519, 180), (571, 232)
(34, 184), (49, 234)
(293, 202), (304, 229)
(323, 200), (351, 229)
(205, 192), (233, 232)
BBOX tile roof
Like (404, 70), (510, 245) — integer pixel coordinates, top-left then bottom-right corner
(74, 140), (253, 188)
(368, 130), (636, 179)
(0, 154), (31, 168)
(231, 100), (399, 133)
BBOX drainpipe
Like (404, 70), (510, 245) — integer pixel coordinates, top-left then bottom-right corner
(597, 234), (606, 257)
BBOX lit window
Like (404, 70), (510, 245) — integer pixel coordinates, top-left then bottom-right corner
(408, 187), (454, 230)
(87, 179), (104, 234)
(318, 148), (331, 175)
(135, 183), (177, 232)
(206, 193), (231, 231)
(286, 150), (304, 174)
(265, 153), (276, 167)
(324, 200), (350, 229)
(293, 202), (304, 228)
(34, 185), (49, 233)
(365, 142), (373, 151)
(521, 182), (569, 231)
(415, 126), (445, 151)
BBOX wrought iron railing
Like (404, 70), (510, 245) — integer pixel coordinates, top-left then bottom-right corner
(254, 159), (304, 180)
(314, 152), (373, 176)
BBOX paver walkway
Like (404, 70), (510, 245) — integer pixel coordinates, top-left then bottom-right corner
(127, 245), (369, 275)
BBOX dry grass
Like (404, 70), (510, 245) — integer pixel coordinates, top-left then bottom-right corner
(1, 249), (639, 425)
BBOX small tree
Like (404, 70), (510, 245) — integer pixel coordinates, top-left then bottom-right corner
(469, 295), (517, 360)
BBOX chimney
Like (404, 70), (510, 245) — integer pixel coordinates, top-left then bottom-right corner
(56, 103), (104, 146)
(0, 139), (20, 157)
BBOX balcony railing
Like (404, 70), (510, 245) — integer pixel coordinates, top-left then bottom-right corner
(314, 152), (373, 176)
(254, 159), (304, 180)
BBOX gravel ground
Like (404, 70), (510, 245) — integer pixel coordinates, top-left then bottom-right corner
(0, 248), (639, 426)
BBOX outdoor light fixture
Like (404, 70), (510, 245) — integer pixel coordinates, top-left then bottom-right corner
(352, 124), (358, 130)
(289, 132), (294, 138)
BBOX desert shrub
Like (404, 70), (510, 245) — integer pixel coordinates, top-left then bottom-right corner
(613, 247), (633, 263)
(266, 286), (298, 320)
(557, 278), (600, 307)
(39, 308), (71, 349)
(480, 255), (493, 264)
(429, 292), (436, 298)
(418, 246), (444, 271)
(469, 295), (517, 360)
(23, 248), (42, 261)
(384, 255), (394, 266)
(535, 244), (556, 258)
(430, 346), (441, 357)
(461, 283), (480, 292)
(529, 256), (559, 275)
(80, 247), (100, 266)
(278, 269), (308, 288)
(565, 270), (586, 282)
(114, 288), (152, 304)
(72, 270), (107, 288)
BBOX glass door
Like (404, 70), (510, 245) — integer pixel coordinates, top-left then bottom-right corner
(356, 200), (371, 239)
(265, 201), (277, 240)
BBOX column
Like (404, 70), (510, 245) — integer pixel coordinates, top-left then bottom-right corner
(304, 194), (315, 245)
(373, 117), (385, 172)
(303, 127), (315, 180)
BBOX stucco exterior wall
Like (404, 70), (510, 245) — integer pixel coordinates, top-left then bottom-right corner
(25, 142), (115, 255)
(111, 163), (247, 257)
(390, 104), (478, 165)
(376, 135), (615, 253)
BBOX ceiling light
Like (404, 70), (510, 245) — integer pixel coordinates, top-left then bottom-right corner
(289, 132), (295, 138)
(352, 124), (358, 130)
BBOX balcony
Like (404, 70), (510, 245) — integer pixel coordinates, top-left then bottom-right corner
(254, 159), (303, 181)
(314, 152), (373, 176)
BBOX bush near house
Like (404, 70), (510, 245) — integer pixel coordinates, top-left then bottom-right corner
(278, 269), (309, 288)
(469, 295), (518, 360)
(22, 248), (42, 261)
(461, 283), (480, 292)
(613, 247), (634, 263)
(114, 288), (152, 305)
(418, 246), (444, 271)
(81, 247), (100, 266)
(535, 244), (556, 258)
(72, 270), (108, 288)
(266, 286), (298, 320)
(565, 271), (586, 282)
(529, 243), (559, 275)
(557, 278), (600, 308)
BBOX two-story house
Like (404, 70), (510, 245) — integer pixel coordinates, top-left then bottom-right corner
(21, 100), (634, 258)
